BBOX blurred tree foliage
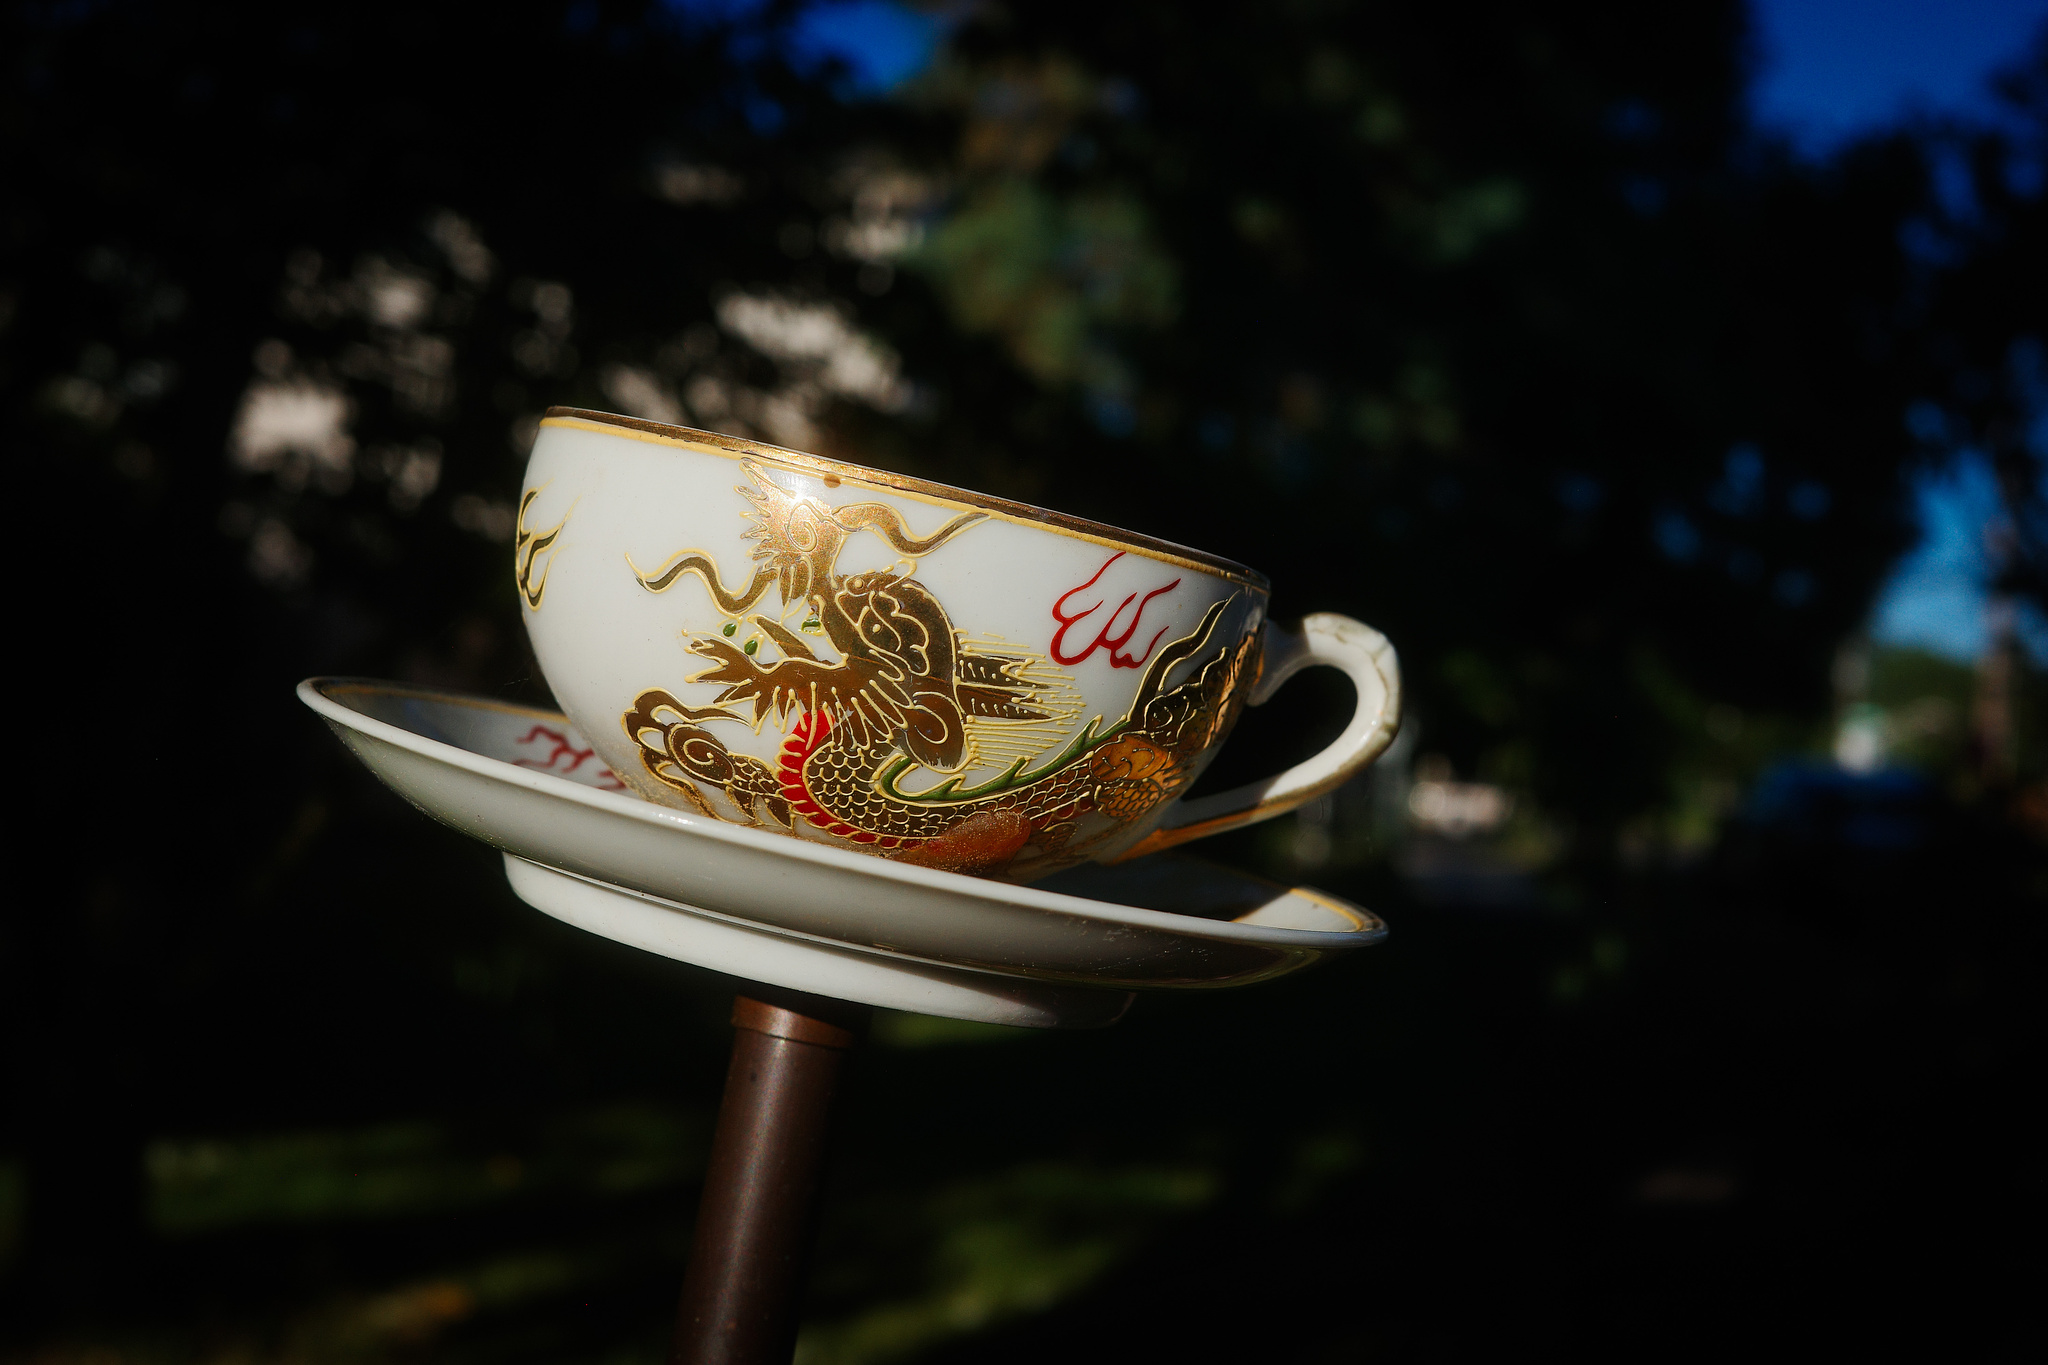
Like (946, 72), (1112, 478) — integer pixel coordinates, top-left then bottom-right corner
(882, 4), (1940, 838)
(4, 0), (2045, 1359)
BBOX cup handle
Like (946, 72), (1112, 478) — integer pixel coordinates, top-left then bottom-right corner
(1112, 613), (1402, 861)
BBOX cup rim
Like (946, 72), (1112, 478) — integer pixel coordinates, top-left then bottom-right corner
(541, 407), (1269, 588)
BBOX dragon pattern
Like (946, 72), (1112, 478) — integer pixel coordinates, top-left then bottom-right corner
(617, 458), (1257, 879)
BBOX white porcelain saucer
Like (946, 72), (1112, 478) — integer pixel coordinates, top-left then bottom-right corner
(299, 678), (1387, 1029)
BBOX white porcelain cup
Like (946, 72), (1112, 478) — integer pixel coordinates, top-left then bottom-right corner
(516, 408), (1400, 880)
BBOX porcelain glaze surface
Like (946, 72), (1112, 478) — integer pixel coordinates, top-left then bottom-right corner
(516, 409), (1401, 880)
(297, 679), (1386, 1024)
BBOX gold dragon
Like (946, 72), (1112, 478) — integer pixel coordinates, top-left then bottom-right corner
(618, 458), (1257, 878)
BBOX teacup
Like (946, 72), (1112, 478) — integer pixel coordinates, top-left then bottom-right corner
(516, 408), (1400, 881)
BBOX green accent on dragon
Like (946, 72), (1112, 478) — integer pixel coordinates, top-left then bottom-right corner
(874, 716), (1115, 805)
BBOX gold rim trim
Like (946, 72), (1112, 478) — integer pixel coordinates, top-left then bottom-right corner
(1286, 886), (1383, 934)
(539, 408), (1269, 589)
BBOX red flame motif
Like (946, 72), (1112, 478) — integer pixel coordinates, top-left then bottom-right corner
(1050, 552), (1182, 669)
(514, 725), (626, 790)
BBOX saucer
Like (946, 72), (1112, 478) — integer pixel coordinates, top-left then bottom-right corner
(299, 679), (1387, 1028)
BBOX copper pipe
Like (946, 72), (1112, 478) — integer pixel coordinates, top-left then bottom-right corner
(671, 992), (866, 1365)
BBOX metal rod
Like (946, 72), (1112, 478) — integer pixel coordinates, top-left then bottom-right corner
(671, 991), (866, 1365)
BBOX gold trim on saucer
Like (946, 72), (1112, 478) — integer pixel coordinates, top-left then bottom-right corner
(1282, 886), (1383, 933)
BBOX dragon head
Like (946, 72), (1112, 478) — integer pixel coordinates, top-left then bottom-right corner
(736, 458), (990, 610)
(737, 459), (847, 608)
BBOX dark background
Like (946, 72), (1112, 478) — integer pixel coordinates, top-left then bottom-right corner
(4, 1), (2046, 1360)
